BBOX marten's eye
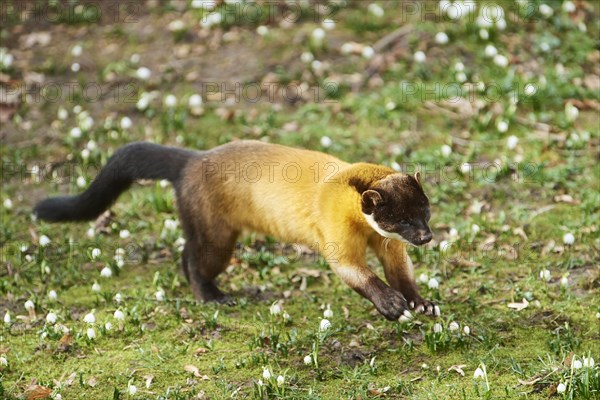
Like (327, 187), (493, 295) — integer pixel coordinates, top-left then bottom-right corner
(399, 220), (410, 226)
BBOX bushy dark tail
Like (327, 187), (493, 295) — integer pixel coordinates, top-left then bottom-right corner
(34, 142), (195, 222)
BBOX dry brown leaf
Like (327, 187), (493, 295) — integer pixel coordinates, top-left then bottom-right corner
(194, 348), (209, 356)
(144, 375), (154, 389)
(24, 384), (52, 400)
(87, 376), (98, 387)
(507, 298), (529, 311)
(184, 364), (201, 377)
(448, 364), (466, 376)
(554, 194), (578, 204)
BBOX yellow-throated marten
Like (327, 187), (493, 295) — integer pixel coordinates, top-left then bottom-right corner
(34, 141), (438, 321)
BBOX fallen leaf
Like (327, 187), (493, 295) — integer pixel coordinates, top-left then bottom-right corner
(144, 375), (154, 389)
(194, 347), (209, 356)
(553, 194), (578, 204)
(448, 364), (466, 376)
(24, 384), (52, 400)
(184, 364), (201, 377)
(87, 376), (97, 387)
(507, 298), (529, 311)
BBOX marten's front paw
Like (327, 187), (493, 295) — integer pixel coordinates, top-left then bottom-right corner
(408, 297), (440, 317)
(375, 289), (412, 321)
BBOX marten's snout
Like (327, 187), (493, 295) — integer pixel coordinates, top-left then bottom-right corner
(415, 230), (432, 245)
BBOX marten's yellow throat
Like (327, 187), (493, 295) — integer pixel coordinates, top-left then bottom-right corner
(35, 141), (438, 320)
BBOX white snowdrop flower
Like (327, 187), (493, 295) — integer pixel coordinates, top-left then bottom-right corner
(418, 273), (429, 284)
(87, 327), (96, 339)
(277, 375), (285, 386)
(311, 28), (325, 43)
(540, 42), (551, 52)
(539, 4), (553, 18)
(163, 94), (177, 108)
(421, 363), (429, 369)
(92, 282), (101, 292)
(76, 176), (86, 188)
(368, 3), (384, 17)
(73, 105), (82, 114)
(583, 357), (594, 368)
(507, 135), (519, 150)
(262, 367), (271, 380)
(484, 44), (497, 58)
(565, 103), (579, 122)
(322, 18), (335, 30)
(105, 322), (112, 331)
(83, 312), (95, 324)
(449, 321), (459, 331)
(57, 107), (68, 120)
(311, 60), (323, 71)
(257, 379), (263, 387)
(163, 218), (178, 231)
(473, 367), (485, 379)
(81, 149), (90, 160)
(119, 230), (130, 239)
(79, 116), (93, 132)
(361, 46), (375, 59)
(439, 240), (451, 252)
(114, 293), (123, 303)
(445, 3), (460, 19)
(39, 235), (51, 247)
(303, 355), (312, 365)
(560, 275), (569, 287)
(323, 305), (333, 319)
(4, 311), (11, 324)
(128, 384), (137, 395)
(496, 18), (507, 30)
(71, 44), (82, 57)
(136, 95), (150, 111)
(456, 72), (467, 83)
(201, 12), (221, 28)
(460, 163), (472, 174)
(435, 32), (449, 45)
(428, 278), (439, 289)
(188, 94), (203, 109)
(300, 52), (314, 63)
(256, 25), (269, 36)
(471, 224), (480, 234)
(340, 43), (354, 55)
(120, 116), (132, 130)
(479, 29), (489, 40)
(385, 101), (396, 111)
(46, 312), (57, 325)
(524, 83), (537, 96)
(86, 227), (95, 238)
(91, 248), (101, 259)
(319, 318), (331, 331)
(476, 16), (493, 28)
(433, 323), (443, 333)
(557, 383), (566, 393)
(496, 120), (509, 133)
(71, 62), (80, 72)
(100, 266), (112, 278)
(540, 269), (551, 282)
(155, 289), (165, 301)
(0, 49), (14, 68)
(493, 54), (509, 68)
(130, 53), (140, 64)
(191, 0), (215, 9)
(48, 290), (57, 301)
(454, 62), (464, 71)
(269, 302), (282, 315)
(414, 51), (426, 63)
(282, 311), (291, 320)
(0, 356), (7, 366)
(441, 144), (452, 157)
(320, 136), (332, 148)
(113, 309), (125, 321)
(573, 359), (582, 369)
(463, 325), (470, 335)
(562, 1), (576, 13)
(159, 179), (169, 188)
(86, 140), (97, 151)
(3, 198), (13, 210)
(563, 233), (575, 245)
(168, 19), (185, 32)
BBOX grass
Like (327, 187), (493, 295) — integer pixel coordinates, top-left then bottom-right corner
(1, 0), (599, 399)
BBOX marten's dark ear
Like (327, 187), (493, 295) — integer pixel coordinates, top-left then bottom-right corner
(361, 190), (383, 215)
(414, 172), (422, 186)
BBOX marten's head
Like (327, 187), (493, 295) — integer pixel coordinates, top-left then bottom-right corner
(360, 172), (432, 246)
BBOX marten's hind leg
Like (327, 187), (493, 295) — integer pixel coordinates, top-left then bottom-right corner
(182, 222), (239, 304)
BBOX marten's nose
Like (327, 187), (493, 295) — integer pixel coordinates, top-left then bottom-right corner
(419, 231), (432, 244)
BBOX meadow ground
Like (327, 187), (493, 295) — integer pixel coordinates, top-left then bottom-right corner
(0, 1), (599, 399)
